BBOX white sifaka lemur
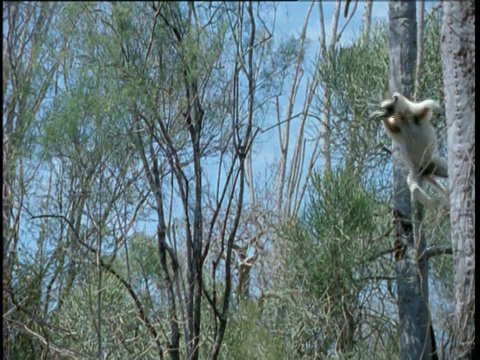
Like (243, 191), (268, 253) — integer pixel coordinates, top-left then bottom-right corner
(372, 92), (449, 209)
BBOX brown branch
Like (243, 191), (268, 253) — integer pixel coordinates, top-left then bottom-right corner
(337, 0), (358, 42)
(419, 245), (453, 262)
(145, 3), (164, 65)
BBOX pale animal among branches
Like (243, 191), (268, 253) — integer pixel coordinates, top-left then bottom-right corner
(372, 92), (449, 209)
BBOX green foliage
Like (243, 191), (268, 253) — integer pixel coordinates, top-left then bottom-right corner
(286, 167), (379, 300)
(307, 167), (378, 235)
(317, 19), (390, 123)
(37, 233), (168, 357)
(315, 20), (391, 183)
(49, 266), (148, 357)
(220, 301), (287, 360)
(127, 233), (162, 276)
(274, 167), (391, 357)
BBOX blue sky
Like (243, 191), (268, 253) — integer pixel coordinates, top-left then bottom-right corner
(275, 1), (389, 43)
(242, 1), (439, 208)
(274, 1), (437, 44)
(242, 2), (393, 201)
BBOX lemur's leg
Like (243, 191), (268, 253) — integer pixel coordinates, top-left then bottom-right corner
(407, 170), (445, 209)
(421, 156), (448, 178)
(426, 176), (448, 197)
(421, 156), (449, 198)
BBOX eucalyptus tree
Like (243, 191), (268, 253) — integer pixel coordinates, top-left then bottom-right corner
(441, 1), (475, 358)
(388, 2), (437, 359)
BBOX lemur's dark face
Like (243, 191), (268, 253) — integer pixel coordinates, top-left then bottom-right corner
(380, 97), (396, 118)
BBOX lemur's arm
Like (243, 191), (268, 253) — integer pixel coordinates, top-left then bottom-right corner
(391, 92), (440, 124)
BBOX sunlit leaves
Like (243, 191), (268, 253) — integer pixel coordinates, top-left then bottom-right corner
(318, 19), (389, 121)
(286, 167), (379, 296)
(279, 167), (387, 356)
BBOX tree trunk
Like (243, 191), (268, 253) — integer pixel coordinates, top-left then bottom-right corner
(388, 2), (436, 359)
(362, 0), (373, 41)
(441, 1), (475, 358)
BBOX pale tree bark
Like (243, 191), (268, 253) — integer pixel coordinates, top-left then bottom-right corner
(441, 1), (475, 358)
(317, 0), (358, 175)
(388, 2), (436, 359)
(275, 1), (314, 217)
(319, 0), (341, 176)
(362, 0), (373, 41)
(274, 0), (359, 219)
(414, 0), (425, 101)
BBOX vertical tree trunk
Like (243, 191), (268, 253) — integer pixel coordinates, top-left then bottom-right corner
(388, 2), (436, 359)
(320, 0), (342, 176)
(414, 1), (425, 101)
(362, 0), (373, 41)
(441, 1), (475, 358)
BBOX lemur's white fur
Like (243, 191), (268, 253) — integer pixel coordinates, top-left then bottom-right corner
(377, 92), (448, 209)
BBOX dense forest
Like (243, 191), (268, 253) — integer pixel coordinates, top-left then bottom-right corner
(3, 1), (474, 359)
